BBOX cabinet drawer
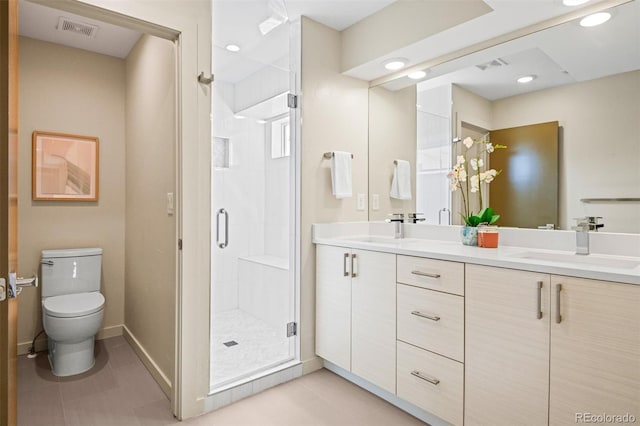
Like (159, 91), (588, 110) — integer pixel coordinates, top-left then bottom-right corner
(397, 341), (464, 426)
(397, 284), (464, 362)
(397, 255), (464, 296)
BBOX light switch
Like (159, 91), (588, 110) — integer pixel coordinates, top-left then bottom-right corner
(357, 193), (366, 211)
(372, 194), (380, 211)
(167, 192), (175, 215)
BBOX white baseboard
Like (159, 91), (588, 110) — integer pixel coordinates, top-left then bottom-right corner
(301, 355), (323, 375)
(123, 325), (172, 398)
(17, 324), (124, 356)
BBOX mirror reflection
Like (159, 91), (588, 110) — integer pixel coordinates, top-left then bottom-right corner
(369, 0), (640, 233)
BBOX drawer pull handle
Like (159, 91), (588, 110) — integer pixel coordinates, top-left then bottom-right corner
(555, 284), (562, 324)
(411, 311), (441, 322)
(411, 270), (441, 279)
(411, 370), (440, 385)
(536, 281), (543, 320)
(343, 253), (349, 277)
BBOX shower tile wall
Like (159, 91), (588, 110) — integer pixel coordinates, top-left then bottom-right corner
(212, 83), (265, 313)
(212, 81), (291, 316)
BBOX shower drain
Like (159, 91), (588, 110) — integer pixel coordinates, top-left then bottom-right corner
(223, 340), (238, 347)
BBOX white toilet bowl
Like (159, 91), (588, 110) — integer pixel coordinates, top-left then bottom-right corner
(42, 291), (105, 376)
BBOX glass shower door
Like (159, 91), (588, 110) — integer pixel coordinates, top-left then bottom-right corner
(209, 52), (296, 390)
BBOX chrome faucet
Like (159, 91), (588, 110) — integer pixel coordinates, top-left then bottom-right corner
(407, 213), (426, 224)
(573, 217), (604, 255)
(386, 213), (405, 239)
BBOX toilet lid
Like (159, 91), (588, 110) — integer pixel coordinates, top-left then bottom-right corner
(43, 292), (105, 318)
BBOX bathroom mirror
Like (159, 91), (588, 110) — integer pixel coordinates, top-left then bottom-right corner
(368, 0), (640, 233)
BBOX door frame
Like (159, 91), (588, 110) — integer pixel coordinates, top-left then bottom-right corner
(14, 0), (213, 420)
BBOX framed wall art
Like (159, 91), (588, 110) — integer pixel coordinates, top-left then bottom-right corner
(32, 131), (99, 201)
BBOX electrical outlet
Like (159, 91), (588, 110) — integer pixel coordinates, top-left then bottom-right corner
(372, 194), (380, 211)
(357, 193), (366, 211)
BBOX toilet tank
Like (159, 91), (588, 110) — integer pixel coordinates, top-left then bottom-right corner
(41, 248), (103, 298)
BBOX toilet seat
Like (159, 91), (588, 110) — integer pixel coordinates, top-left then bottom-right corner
(43, 292), (105, 318)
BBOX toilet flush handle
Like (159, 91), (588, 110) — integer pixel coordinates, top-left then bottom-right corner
(41, 260), (54, 266)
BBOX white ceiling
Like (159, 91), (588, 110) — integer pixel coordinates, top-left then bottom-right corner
(18, 0), (142, 59)
(413, 0), (639, 101)
(17, 0), (638, 102)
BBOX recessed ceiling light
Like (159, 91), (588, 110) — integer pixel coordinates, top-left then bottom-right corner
(580, 12), (611, 27)
(234, 115), (246, 120)
(408, 71), (427, 80)
(225, 44), (240, 52)
(517, 75), (537, 84)
(562, 0), (589, 6)
(383, 58), (408, 71)
(257, 119), (267, 124)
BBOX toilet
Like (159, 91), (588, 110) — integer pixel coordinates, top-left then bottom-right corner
(41, 248), (105, 377)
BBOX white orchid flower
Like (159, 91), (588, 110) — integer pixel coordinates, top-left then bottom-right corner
(463, 137), (474, 149)
(456, 155), (466, 165)
(469, 175), (479, 192)
(470, 158), (484, 171)
(485, 143), (495, 153)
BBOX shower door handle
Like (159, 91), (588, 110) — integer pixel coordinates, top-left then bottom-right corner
(216, 208), (229, 249)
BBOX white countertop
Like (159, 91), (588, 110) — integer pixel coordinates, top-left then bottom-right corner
(313, 231), (640, 285)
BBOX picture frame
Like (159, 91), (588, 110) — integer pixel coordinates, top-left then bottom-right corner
(32, 131), (99, 201)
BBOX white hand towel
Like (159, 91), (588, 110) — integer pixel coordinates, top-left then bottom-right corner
(390, 160), (412, 200)
(331, 151), (353, 199)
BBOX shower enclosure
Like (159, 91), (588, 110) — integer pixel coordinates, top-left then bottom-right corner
(209, 2), (298, 392)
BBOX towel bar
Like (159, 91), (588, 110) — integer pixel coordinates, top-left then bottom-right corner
(323, 152), (354, 159)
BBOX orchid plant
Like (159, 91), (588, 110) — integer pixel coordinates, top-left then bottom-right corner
(447, 135), (507, 227)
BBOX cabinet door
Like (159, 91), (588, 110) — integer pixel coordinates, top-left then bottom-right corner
(315, 245), (351, 370)
(465, 264), (550, 426)
(550, 276), (640, 426)
(352, 249), (396, 393)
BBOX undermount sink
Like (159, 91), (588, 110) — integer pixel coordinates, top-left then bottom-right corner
(341, 236), (417, 244)
(509, 251), (640, 270)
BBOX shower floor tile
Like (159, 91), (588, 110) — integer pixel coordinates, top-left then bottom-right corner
(210, 309), (292, 389)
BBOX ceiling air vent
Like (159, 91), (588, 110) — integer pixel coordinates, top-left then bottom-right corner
(475, 58), (509, 71)
(57, 17), (99, 38)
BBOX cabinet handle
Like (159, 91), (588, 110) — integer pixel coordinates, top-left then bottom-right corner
(411, 270), (441, 279)
(536, 281), (543, 320)
(343, 253), (349, 277)
(411, 311), (441, 322)
(411, 370), (440, 385)
(555, 284), (562, 324)
(351, 253), (357, 278)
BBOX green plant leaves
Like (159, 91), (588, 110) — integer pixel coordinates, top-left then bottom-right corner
(464, 207), (501, 227)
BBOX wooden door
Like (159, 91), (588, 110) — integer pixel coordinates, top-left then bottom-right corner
(351, 249), (396, 393)
(549, 276), (640, 425)
(315, 245), (352, 371)
(0, 0), (19, 424)
(465, 265), (550, 426)
(490, 121), (558, 229)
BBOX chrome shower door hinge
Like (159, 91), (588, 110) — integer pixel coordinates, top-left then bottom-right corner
(286, 322), (297, 337)
(287, 94), (298, 109)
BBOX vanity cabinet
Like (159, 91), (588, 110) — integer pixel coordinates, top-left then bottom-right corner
(466, 265), (640, 426)
(465, 264), (551, 426)
(549, 275), (640, 425)
(396, 255), (465, 426)
(315, 245), (396, 393)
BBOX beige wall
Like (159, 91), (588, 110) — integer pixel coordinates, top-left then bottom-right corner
(17, 37), (126, 350)
(368, 85), (417, 220)
(300, 17), (369, 371)
(492, 71), (640, 233)
(124, 35), (176, 394)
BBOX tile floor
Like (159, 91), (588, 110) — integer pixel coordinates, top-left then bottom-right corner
(19, 336), (428, 426)
(210, 309), (292, 388)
